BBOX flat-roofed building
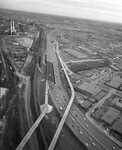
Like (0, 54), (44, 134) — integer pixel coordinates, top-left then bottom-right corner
(101, 107), (120, 125)
(111, 97), (120, 105)
(95, 90), (107, 101)
(76, 82), (101, 96)
(115, 98), (122, 111)
(79, 100), (92, 109)
(115, 91), (122, 97)
(112, 117), (122, 134)
(93, 107), (106, 120)
(89, 98), (96, 103)
(106, 76), (122, 89)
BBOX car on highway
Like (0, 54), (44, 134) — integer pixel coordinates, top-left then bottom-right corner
(79, 130), (83, 134)
(92, 142), (95, 146)
(83, 118), (86, 121)
(59, 106), (63, 111)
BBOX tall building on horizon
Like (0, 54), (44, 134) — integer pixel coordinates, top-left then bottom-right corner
(10, 21), (16, 35)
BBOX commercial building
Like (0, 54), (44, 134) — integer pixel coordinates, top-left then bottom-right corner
(106, 76), (122, 89)
(115, 64), (122, 70)
(89, 98), (96, 103)
(115, 98), (122, 111)
(93, 107), (106, 120)
(101, 107), (120, 125)
(112, 117), (122, 134)
(76, 82), (101, 96)
(111, 97), (120, 105)
(78, 99), (92, 110)
(95, 90), (107, 101)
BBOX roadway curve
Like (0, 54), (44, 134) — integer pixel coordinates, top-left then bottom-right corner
(16, 80), (49, 150)
(56, 38), (122, 150)
(48, 35), (75, 150)
(46, 31), (122, 150)
(16, 28), (49, 150)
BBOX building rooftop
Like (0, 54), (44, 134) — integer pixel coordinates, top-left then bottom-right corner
(112, 116), (122, 134)
(106, 76), (122, 89)
(77, 83), (101, 96)
(79, 100), (92, 109)
(101, 107), (120, 125)
(89, 98), (96, 103)
(95, 90), (107, 101)
(115, 98), (122, 110)
(94, 107), (106, 120)
(111, 97), (120, 105)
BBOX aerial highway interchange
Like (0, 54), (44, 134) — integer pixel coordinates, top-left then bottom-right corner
(15, 28), (122, 150)
(1, 10), (122, 150)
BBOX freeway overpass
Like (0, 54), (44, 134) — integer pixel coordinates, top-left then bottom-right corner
(47, 34), (75, 150)
(46, 32), (122, 150)
(15, 27), (122, 150)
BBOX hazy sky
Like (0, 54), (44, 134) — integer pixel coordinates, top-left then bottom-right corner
(0, 0), (122, 23)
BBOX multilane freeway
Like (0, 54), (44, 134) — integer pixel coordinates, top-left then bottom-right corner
(14, 28), (122, 150)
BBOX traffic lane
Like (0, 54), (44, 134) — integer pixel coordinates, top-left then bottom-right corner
(85, 116), (122, 150)
(49, 82), (66, 116)
(48, 31), (120, 149)
(47, 33), (107, 149)
(48, 42), (93, 149)
(49, 84), (102, 150)
(85, 106), (122, 149)
(50, 52), (69, 101)
(49, 84), (87, 149)
(70, 104), (121, 150)
(49, 62), (104, 148)
(70, 104), (110, 149)
(47, 38), (63, 85)
(66, 115), (89, 149)
(51, 52), (69, 98)
(47, 61), (55, 83)
(38, 80), (46, 105)
(49, 83), (103, 150)
(49, 82), (107, 150)
(49, 82), (69, 111)
(34, 63), (46, 111)
(66, 114), (103, 150)
(69, 108), (107, 150)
